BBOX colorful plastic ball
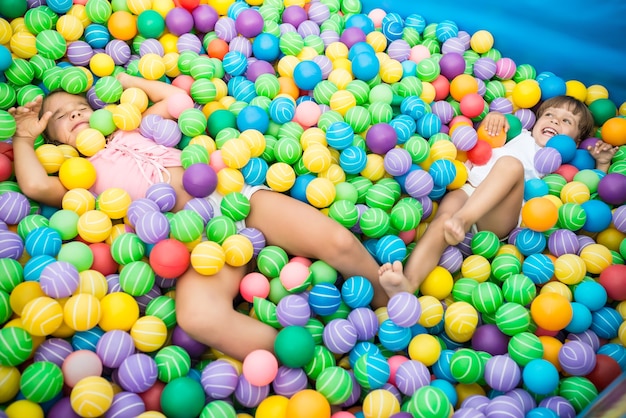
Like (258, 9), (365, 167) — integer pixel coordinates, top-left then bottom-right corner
(0, 326), (33, 367)
(137, 9), (165, 38)
(98, 291), (139, 332)
(182, 163), (218, 197)
(558, 340), (596, 376)
(521, 197), (558, 232)
(160, 377), (205, 418)
(597, 173), (626, 205)
(69, 375), (113, 417)
(522, 359), (559, 395)
(21, 296), (64, 336)
(285, 389), (331, 418)
(145, 182), (177, 212)
(200, 359), (238, 400)
(530, 292), (573, 331)
(274, 325), (316, 369)
(366, 122), (398, 154)
(600, 117), (626, 146)
(149, 239), (190, 279)
(234, 8), (264, 38)
(19, 360), (64, 403)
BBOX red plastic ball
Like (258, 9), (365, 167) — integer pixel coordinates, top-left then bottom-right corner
(431, 75), (451, 101)
(177, 0), (200, 11)
(460, 93), (486, 118)
(598, 264), (626, 301)
(585, 354), (621, 392)
(554, 163), (579, 182)
(138, 380), (165, 411)
(149, 238), (191, 279)
(0, 153), (12, 182)
(89, 242), (118, 276)
(466, 139), (493, 165)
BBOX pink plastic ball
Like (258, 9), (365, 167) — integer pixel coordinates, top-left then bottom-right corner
(208, 149), (227, 172)
(166, 92), (195, 119)
(294, 101), (321, 128)
(279, 261), (311, 292)
(239, 272), (271, 303)
(62, 349), (103, 388)
(242, 349), (278, 386)
(460, 93), (485, 118)
(172, 75), (194, 93)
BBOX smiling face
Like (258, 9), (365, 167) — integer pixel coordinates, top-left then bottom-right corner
(42, 91), (93, 147)
(531, 105), (583, 147)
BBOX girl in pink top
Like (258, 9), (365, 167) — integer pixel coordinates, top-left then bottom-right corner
(10, 73), (389, 361)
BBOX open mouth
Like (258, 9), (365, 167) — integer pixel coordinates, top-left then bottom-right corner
(541, 127), (558, 137)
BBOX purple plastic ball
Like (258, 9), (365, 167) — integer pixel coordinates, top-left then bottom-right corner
(281, 5), (308, 29)
(473, 57), (497, 80)
(384, 148), (413, 176)
(558, 340), (597, 375)
(386, 291), (421, 328)
(534, 147), (562, 174)
(66, 40), (93, 66)
(272, 366), (308, 397)
(246, 59), (275, 82)
(34, 338), (74, 367)
(126, 198), (160, 227)
(235, 8), (264, 38)
(451, 125), (478, 151)
(506, 388), (537, 413)
(39, 260), (80, 298)
(539, 396), (576, 418)
(490, 97), (514, 114)
(515, 108), (536, 130)
(347, 307), (379, 341)
(340, 26), (367, 48)
(192, 4), (218, 33)
(439, 52), (466, 80)
(139, 114), (162, 139)
(201, 359), (239, 399)
(165, 7), (194, 36)
(484, 395), (525, 418)
(135, 211), (170, 244)
(105, 39), (131, 65)
(387, 39), (411, 62)
(366, 122), (398, 154)
(547, 229), (579, 256)
(276, 294), (311, 327)
(117, 353), (158, 393)
(139, 38), (164, 57)
(176, 33), (202, 53)
(471, 323), (509, 355)
(104, 392), (146, 418)
(96, 330), (135, 369)
(153, 118), (182, 147)
(438, 245), (463, 273)
(484, 355), (521, 392)
(298, 20), (320, 38)
(323, 318), (358, 354)
(171, 325), (207, 358)
(182, 163), (217, 198)
(461, 394), (490, 411)
(215, 16), (237, 42)
(0, 191), (30, 225)
(238, 227), (266, 256)
(451, 409), (485, 418)
(86, 87), (107, 110)
(320, 29), (340, 47)
(48, 397), (81, 418)
(145, 182), (177, 212)
(184, 197), (214, 224)
(613, 205), (626, 233)
(313, 55), (333, 79)
(404, 170), (434, 199)
(395, 360), (431, 396)
(442, 37), (466, 55)
(597, 172), (626, 205)
(431, 100), (455, 124)
(307, 2), (330, 24)
(234, 374), (270, 408)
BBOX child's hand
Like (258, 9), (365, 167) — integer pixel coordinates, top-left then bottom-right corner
(481, 112), (510, 136)
(587, 139), (618, 167)
(7, 96), (51, 143)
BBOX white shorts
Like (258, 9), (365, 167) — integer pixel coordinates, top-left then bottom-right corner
(206, 184), (270, 230)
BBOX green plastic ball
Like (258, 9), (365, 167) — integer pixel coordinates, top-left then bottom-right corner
(0, 110), (17, 140)
(471, 281), (504, 314)
(449, 348), (484, 384)
(205, 215), (237, 245)
(315, 366), (353, 405)
(220, 192), (250, 222)
(256, 245), (289, 278)
(137, 9), (165, 38)
(0, 258), (23, 293)
(406, 385), (452, 418)
(0, 326), (33, 367)
(178, 108), (207, 137)
(207, 109), (237, 138)
(274, 325), (315, 368)
(507, 331), (544, 366)
(48, 209), (79, 241)
(495, 302), (531, 336)
(118, 260), (155, 296)
(0, 83), (17, 110)
(180, 144), (209, 169)
(160, 377), (205, 418)
(94, 76), (123, 103)
(145, 296), (177, 328)
(502, 273), (537, 306)
(0, 0), (28, 20)
(170, 210), (204, 243)
(110, 233), (146, 265)
(155, 345), (191, 383)
(57, 241), (93, 271)
(20, 361), (63, 403)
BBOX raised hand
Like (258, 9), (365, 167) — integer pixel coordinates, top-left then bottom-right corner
(481, 111), (510, 136)
(8, 96), (52, 143)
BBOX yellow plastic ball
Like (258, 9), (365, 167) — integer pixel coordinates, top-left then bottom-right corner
(9, 31), (37, 59)
(360, 153), (385, 182)
(297, 46), (318, 61)
(238, 129), (265, 157)
(130, 315), (167, 352)
(365, 31), (387, 53)
(444, 301), (479, 342)
(77, 210), (113, 243)
(266, 162), (296, 192)
(56, 14), (84, 41)
(565, 80), (587, 103)
(305, 177), (336, 209)
(75, 128), (106, 157)
(207, 0), (236, 16)
(559, 181), (590, 204)
(191, 241), (226, 275)
(379, 58), (403, 84)
(408, 333), (441, 366)
(68, 5), (90, 28)
(97, 187), (132, 219)
(99, 291), (140, 332)
(300, 127), (327, 149)
(58, 157), (97, 190)
(417, 295), (444, 327)
(159, 33), (179, 54)
(585, 84), (609, 105)
(112, 102), (142, 131)
(21, 296), (64, 336)
(5, 399), (44, 418)
(120, 87), (149, 113)
(76, 269), (108, 300)
(276, 55), (300, 78)
(70, 376), (114, 418)
(89, 53), (115, 77)
(138, 53), (165, 80)
(327, 68), (353, 90)
(0, 366), (20, 403)
(220, 138), (251, 169)
(62, 188), (96, 215)
(325, 41), (349, 61)
(163, 52), (181, 77)
(35, 144), (65, 174)
(554, 253), (586, 285)
(63, 293), (101, 332)
(447, 159), (468, 190)
(470, 30), (494, 54)
(420, 81), (436, 103)
(512, 79), (541, 109)
(461, 254), (491, 282)
(579, 243), (612, 275)
(222, 234), (254, 267)
(127, 0), (152, 14)
(57, 144), (80, 159)
(302, 144), (332, 174)
(596, 227), (625, 252)
(420, 266), (454, 300)
(216, 167), (244, 195)
(0, 18), (12, 45)
(429, 140), (457, 161)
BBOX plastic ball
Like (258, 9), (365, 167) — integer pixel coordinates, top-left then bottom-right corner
(160, 377), (205, 418)
(70, 376), (114, 417)
(107, 10), (137, 41)
(285, 389), (331, 418)
(98, 291), (139, 332)
(598, 264), (626, 301)
(530, 292), (573, 331)
(149, 239), (190, 278)
(523, 359), (560, 395)
(600, 117), (626, 146)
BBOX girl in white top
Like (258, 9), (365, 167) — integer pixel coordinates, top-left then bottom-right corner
(379, 95), (618, 297)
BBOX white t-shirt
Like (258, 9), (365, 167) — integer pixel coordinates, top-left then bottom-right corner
(465, 129), (542, 187)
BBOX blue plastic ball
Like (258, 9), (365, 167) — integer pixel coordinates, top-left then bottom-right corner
(269, 97), (296, 124)
(546, 134), (577, 163)
(326, 121), (355, 151)
(71, 326), (105, 351)
(47, 0), (73, 13)
(389, 115), (416, 144)
(539, 75), (567, 101)
(522, 359), (559, 395)
(84, 24), (110, 49)
(241, 157), (268, 186)
(429, 159), (457, 187)
(597, 343), (626, 370)
(345, 14), (375, 34)
(308, 283), (342, 316)
(377, 319), (412, 351)
(339, 146), (368, 174)
(524, 178), (549, 200)
(590, 306), (622, 339)
(521, 253), (554, 285)
(0, 45), (13, 72)
(430, 379), (458, 407)
(375, 234), (407, 264)
(252, 33), (280, 62)
(569, 148), (596, 170)
(416, 113), (442, 138)
(526, 407), (559, 418)
(23, 254), (56, 282)
(564, 302), (592, 334)
(222, 51), (248, 76)
(293, 60), (322, 91)
(573, 280), (607, 311)
(351, 52), (380, 82)
(580, 199), (612, 232)
(289, 173), (315, 203)
(25, 227), (62, 257)
(237, 105), (269, 133)
(341, 275), (374, 309)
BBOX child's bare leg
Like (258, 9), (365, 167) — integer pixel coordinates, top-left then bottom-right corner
(446, 156), (525, 240)
(175, 264), (277, 361)
(246, 190), (389, 307)
(379, 189), (469, 296)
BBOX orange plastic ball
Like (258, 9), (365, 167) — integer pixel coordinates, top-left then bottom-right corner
(521, 197), (558, 232)
(285, 390), (331, 418)
(207, 38), (229, 60)
(107, 11), (137, 41)
(600, 117), (626, 146)
(477, 120), (507, 148)
(530, 292), (573, 332)
(277, 76), (300, 100)
(449, 74), (479, 102)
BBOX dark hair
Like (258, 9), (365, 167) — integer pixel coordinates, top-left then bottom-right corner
(535, 95), (595, 141)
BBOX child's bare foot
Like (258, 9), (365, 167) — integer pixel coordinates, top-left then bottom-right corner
(443, 216), (467, 246)
(379, 261), (414, 298)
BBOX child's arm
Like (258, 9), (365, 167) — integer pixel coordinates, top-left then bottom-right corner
(480, 111), (510, 136)
(8, 97), (68, 207)
(116, 73), (186, 120)
(587, 139), (618, 173)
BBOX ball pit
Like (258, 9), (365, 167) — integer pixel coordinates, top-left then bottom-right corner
(1, 0), (626, 417)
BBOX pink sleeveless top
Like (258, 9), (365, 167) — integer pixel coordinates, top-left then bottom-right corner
(89, 130), (181, 200)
